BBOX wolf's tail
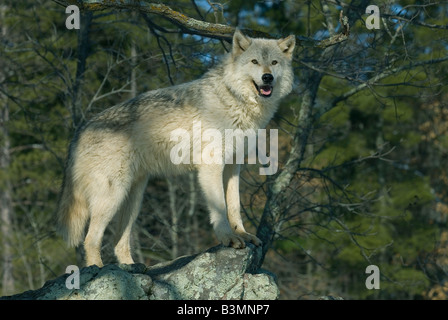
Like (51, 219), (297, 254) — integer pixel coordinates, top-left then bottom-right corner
(56, 168), (89, 248)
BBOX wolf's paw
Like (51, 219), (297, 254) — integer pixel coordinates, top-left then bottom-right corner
(218, 232), (246, 249)
(236, 231), (262, 247)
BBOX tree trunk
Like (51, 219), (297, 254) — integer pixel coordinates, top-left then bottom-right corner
(167, 179), (179, 259)
(0, 4), (15, 297)
(0, 104), (15, 297)
(256, 70), (322, 267)
(70, 10), (93, 128)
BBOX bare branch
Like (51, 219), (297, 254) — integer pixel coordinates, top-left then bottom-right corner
(324, 0), (448, 30)
(316, 10), (349, 48)
(325, 56), (448, 114)
(141, 13), (176, 85)
(52, 0), (350, 48)
(385, 14), (448, 30)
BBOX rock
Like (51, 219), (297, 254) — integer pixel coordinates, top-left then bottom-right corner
(0, 244), (279, 300)
(146, 244), (278, 300)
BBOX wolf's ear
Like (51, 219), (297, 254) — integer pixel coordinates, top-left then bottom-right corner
(277, 35), (296, 59)
(232, 28), (252, 57)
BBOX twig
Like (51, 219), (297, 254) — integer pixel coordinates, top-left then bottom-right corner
(141, 13), (176, 85)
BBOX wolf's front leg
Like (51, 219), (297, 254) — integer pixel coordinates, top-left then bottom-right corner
(223, 163), (262, 246)
(197, 164), (245, 248)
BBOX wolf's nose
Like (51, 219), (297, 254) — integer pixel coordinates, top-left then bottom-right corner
(262, 73), (274, 84)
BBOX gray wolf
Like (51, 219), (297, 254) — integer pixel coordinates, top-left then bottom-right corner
(56, 29), (295, 267)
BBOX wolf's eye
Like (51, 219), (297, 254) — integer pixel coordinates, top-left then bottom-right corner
(251, 59), (258, 64)
(272, 60), (278, 65)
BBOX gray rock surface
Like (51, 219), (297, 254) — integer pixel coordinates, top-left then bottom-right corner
(1, 244), (279, 300)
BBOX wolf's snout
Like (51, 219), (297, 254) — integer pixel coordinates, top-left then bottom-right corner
(255, 73), (274, 97)
(262, 73), (274, 84)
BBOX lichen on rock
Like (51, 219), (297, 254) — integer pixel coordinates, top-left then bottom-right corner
(1, 244), (279, 300)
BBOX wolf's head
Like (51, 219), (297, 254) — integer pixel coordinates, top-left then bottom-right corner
(225, 28), (295, 103)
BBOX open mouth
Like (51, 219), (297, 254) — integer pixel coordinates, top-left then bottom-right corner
(253, 81), (273, 97)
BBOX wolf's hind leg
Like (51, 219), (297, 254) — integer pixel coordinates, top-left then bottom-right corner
(114, 175), (148, 264)
(84, 180), (129, 267)
(198, 164), (246, 249)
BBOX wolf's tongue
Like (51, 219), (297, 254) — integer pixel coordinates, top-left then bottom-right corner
(260, 85), (272, 96)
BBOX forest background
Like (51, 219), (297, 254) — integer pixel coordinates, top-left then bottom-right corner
(1, 0), (447, 299)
